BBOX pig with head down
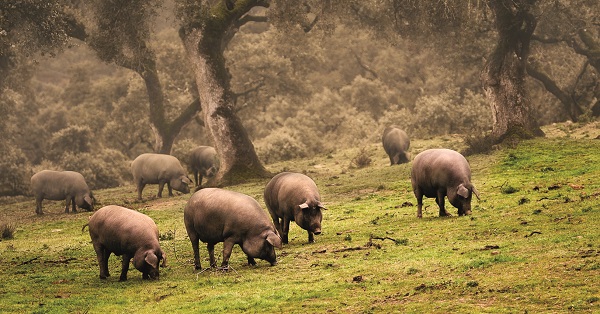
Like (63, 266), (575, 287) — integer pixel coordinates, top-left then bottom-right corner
(30, 170), (95, 215)
(382, 126), (410, 165)
(184, 188), (282, 270)
(189, 146), (220, 187)
(264, 172), (327, 244)
(411, 148), (480, 218)
(131, 153), (192, 200)
(85, 205), (166, 281)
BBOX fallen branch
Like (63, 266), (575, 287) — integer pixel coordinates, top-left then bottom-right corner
(332, 246), (370, 253)
(19, 257), (40, 265)
(525, 231), (542, 238)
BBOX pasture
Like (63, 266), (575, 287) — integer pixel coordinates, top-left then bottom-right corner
(0, 123), (599, 313)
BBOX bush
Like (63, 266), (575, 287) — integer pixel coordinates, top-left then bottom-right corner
(57, 149), (131, 189)
(350, 147), (372, 168)
(0, 144), (31, 196)
(0, 223), (15, 240)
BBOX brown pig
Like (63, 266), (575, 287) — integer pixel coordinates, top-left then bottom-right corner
(411, 148), (480, 218)
(184, 188), (282, 271)
(31, 170), (95, 215)
(84, 205), (166, 281)
(382, 126), (410, 165)
(264, 172), (326, 244)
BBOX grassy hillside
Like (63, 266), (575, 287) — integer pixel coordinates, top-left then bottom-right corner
(0, 123), (599, 313)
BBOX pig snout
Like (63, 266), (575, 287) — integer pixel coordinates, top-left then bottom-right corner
(311, 223), (322, 235)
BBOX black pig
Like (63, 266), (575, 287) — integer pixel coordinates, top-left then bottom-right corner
(411, 148), (480, 218)
(264, 172), (327, 244)
(184, 188), (282, 270)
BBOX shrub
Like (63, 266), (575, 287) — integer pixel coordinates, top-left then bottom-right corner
(1, 223), (15, 240)
(350, 147), (372, 168)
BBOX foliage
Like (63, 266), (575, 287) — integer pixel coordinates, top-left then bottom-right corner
(0, 133), (598, 312)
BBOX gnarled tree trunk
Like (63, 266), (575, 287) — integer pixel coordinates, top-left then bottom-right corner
(180, 9), (268, 185)
(481, 0), (544, 142)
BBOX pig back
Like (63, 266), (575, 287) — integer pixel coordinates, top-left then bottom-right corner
(132, 153), (186, 183)
(411, 149), (471, 195)
(184, 188), (273, 243)
(31, 170), (90, 200)
(88, 205), (159, 255)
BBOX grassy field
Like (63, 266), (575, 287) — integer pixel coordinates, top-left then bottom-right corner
(0, 122), (599, 313)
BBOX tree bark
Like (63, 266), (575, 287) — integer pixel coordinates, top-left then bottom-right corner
(180, 7), (269, 185)
(481, 0), (544, 142)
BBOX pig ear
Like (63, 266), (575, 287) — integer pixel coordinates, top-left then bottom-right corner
(160, 250), (167, 267)
(145, 252), (159, 268)
(457, 184), (470, 198)
(299, 203), (309, 209)
(266, 231), (282, 249)
(84, 195), (93, 206)
(317, 202), (328, 210)
(472, 185), (481, 200)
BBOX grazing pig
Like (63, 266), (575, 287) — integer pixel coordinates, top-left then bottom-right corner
(85, 205), (166, 281)
(184, 188), (282, 270)
(30, 170), (95, 215)
(382, 126), (410, 165)
(131, 153), (192, 200)
(264, 172), (327, 244)
(410, 148), (480, 218)
(189, 146), (220, 187)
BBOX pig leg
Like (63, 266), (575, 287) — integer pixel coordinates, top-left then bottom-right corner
(247, 255), (257, 266)
(415, 188), (424, 218)
(71, 197), (77, 213)
(119, 255), (131, 281)
(281, 217), (291, 244)
(198, 174), (204, 187)
(136, 182), (145, 200)
(189, 233), (202, 270)
(94, 244), (111, 279)
(193, 169), (199, 187)
(167, 182), (174, 197)
(64, 198), (71, 213)
(308, 231), (314, 243)
(436, 191), (451, 217)
(220, 239), (236, 270)
(157, 181), (165, 197)
(269, 213), (283, 238)
(35, 197), (43, 215)
(207, 243), (216, 268)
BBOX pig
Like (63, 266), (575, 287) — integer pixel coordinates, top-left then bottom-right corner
(183, 188), (282, 270)
(263, 172), (327, 244)
(84, 205), (166, 281)
(410, 148), (480, 218)
(131, 153), (192, 200)
(189, 146), (220, 187)
(382, 126), (410, 165)
(30, 170), (95, 215)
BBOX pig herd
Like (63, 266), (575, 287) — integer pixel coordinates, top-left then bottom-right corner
(30, 127), (479, 281)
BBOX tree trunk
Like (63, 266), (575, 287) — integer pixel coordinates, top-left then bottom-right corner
(481, 0), (544, 142)
(181, 27), (268, 185)
(141, 62), (200, 154)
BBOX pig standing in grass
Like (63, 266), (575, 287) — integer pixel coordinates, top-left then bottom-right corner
(264, 172), (326, 244)
(382, 126), (410, 165)
(189, 146), (220, 187)
(85, 205), (166, 281)
(30, 170), (95, 215)
(411, 148), (480, 218)
(184, 188), (282, 270)
(131, 153), (192, 200)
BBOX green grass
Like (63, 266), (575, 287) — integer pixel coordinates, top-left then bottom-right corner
(1, 125), (599, 313)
